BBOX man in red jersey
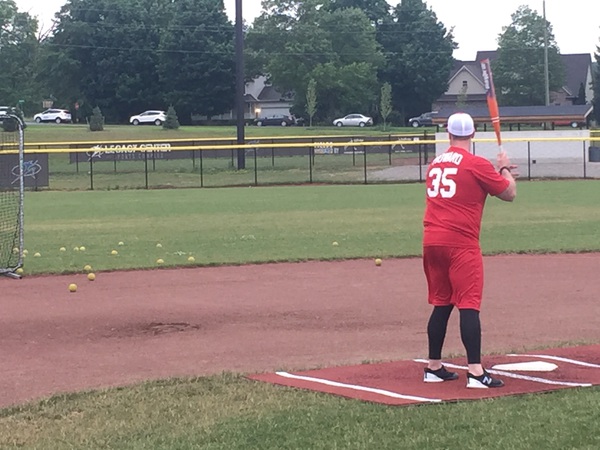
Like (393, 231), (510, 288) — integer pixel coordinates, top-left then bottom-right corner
(422, 112), (516, 388)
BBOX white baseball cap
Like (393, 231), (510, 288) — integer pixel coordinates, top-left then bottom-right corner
(447, 113), (475, 137)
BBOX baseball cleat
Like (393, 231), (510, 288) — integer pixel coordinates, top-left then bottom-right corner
(467, 370), (504, 388)
(423, 366), (459, 383)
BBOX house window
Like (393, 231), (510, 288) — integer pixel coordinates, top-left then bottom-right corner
(462, 80), (468, 88)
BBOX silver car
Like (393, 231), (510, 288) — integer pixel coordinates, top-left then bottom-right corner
(333, 114), (373, 127)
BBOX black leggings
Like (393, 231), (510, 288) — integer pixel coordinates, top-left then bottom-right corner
(427, 306), (481, 364)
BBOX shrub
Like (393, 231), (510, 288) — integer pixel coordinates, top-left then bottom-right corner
(89, 107), (104, 131)
(163, 105), (180, 130)
(1, 107), (26, 132)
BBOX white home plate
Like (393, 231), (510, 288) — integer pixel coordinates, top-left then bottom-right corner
(492, 361), (558, 372)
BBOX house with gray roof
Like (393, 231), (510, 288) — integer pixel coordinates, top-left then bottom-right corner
(243, 76), (294, 119)
(433, 51), (595, 111)
(196, 76), (293, 123)
(431, 104), (594, 130)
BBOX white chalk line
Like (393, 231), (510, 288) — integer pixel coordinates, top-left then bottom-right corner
(507, 354), (600, 368)
(275, 371), (442, 403)
(413, 359), (592, 387)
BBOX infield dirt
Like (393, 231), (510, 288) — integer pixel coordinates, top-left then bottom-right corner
(1, 253), (599, 408)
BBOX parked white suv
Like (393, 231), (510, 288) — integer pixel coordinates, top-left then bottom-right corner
(129, 110), (166, 126)
(34, 109), (72, 124)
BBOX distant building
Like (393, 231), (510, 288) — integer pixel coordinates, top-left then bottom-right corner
(202, 76), (293, 122)
(244, 76), (294, 118)
(433, 51), (594, 111)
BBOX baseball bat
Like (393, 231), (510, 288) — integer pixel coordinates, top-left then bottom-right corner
(480, 58), (502, 149)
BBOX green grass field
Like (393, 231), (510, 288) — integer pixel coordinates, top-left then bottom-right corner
(22, 122), (428, 144)
(18, 180), (600, 276)
(43, 151), (421, 191)
(1, 180), (599, 449)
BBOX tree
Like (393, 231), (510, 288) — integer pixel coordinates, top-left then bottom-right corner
(306, 78), (317, 127)
(1, 106), (24, 131)
(380, 82), (392, 130)
(377, 0), (456, 121)
(158, 0), (235, 124)
(42, 0), (167, 122)
(493, 5), (565, 106)
(88, 106), (104, 131)
(41, 0), (235, 124)
(309, 61), (380, 121)
(246, 1), (384, 121)
(163, 105), (180, 130)
(0, 0), (40, 114)
(326, 0), (391, 24)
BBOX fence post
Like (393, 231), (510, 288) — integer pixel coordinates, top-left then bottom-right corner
(418, 142), (423, 182)
(144, 150), (149, 189)
(527, 141), (531, 181)
(583, 141), (587, 179)
(254, 147), (258, 186)
(88, 157), (94, 190)
(200, 149), (204, 188)
(363, 144), (368, 184)
(308, 145), (313, 183)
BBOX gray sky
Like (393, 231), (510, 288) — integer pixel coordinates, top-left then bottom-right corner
(15, 0), (600, 61)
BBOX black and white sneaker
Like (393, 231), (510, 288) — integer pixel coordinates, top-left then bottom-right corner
(467, 370), (504, 388)
(423, 366), (459, 383)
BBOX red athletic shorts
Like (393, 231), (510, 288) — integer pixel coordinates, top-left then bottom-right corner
(423, 246), (484, 311)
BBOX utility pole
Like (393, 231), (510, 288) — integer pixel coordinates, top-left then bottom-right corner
(543, 0), (550, 106)
(235, 0), (246, 169)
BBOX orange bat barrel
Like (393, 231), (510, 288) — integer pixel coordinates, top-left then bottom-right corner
(480, 58), (502, 146)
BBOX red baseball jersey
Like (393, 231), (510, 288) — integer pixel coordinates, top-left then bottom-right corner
(423, 146), (509, 247)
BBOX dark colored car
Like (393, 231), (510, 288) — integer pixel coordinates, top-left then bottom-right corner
(253, 115), (295, 126)
(408, 111), (438, 127)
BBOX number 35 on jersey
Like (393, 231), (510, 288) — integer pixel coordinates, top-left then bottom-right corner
(427, 167), (458, 198)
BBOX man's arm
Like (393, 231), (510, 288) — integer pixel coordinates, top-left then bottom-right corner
(495, 150), (517, 202)
(496, 167), (516, 202)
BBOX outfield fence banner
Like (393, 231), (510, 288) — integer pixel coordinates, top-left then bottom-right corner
(64, 134), (435, 163)
(0, 153), (49, 188)
(18, 132), (600, 191)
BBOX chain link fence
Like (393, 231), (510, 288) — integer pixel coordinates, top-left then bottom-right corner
(12, 132), (600, 190)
